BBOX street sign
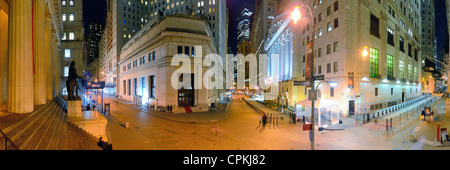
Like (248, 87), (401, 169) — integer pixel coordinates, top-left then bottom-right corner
(303, 124), (312, 131)
(314, 75), (324, 81)
(86, 81), (106, 89)
(308, 89), (317, 101)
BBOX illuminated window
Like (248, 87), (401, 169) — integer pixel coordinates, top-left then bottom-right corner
(64, 66), (69, 77)
(387, 54), (394, 79)
(69, 0), (74, 6)
(69, 32), (75, 40)
(62, 0), (66, 6)
(65, 49), (71, 58)
(69, 13), (74, 21)
(62, 13), (66, 21)
(369, 47), (379, 78)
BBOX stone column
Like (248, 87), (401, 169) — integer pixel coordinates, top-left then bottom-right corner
(45, 16), (53, 100)
(7, 0), (34, 113)
(33, 0), (47, 105)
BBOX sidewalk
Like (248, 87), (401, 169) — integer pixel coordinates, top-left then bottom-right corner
(243, 96), (355, 130)
(412, 97), (450, 148)
(103, 97), (231, 124)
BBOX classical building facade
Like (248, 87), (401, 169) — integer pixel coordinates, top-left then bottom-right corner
(60, 0), (84, 95)
(118, 15), (220, 111)
(0, 0), (63, 113)
(263, 0), (423, 119)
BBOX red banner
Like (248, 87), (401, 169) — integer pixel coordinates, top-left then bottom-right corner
(305, 42), (313, 81)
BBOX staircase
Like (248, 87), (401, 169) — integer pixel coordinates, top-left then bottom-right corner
(0, 96), (100, 150)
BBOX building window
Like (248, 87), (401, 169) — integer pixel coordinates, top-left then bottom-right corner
(399, 37), (405, 52)
(414, 67), (417, 81)
(327, 44), (331, 54)
(327, 63), (331, 73)
(62, 0), (66, 6)
(64, 66), (69, 77)
(123, 80), (127, 95)
(62, 32), (67, 40)
(370, 47), (379, 78)
(399, 59), (404, 78)
(375, 88), (378, 96)
(69, 32), (75, 40)
(69, 0), (74, 6)
(69, 13), (74, 21)
(370, 14), (380, 38)
(149, 52), (152, 61)
(391, 88), (394, 95)
(408, 64), (412, 80)
(150, 76), (155, 98)
(333, 41), (338, 52)
(152, 51), (156, 60)
(334, 18), (339, 28)
(62, 13), (66, 21)
(65, 49), (71, 58)
(387, 27), (395, 46)
(128, 79), (131, 95)
(333, 62), (338, 72)
(177, 46), (183, 54)
(330, 87), (334, 97)
(333, 1), (338, 11)
(387, 54), (394, 80)
(327, 22), (332, 32)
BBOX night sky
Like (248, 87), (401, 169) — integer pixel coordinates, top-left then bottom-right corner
(83, 0), (107, 31)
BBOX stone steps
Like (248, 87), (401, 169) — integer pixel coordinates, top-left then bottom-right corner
(0, 96), (100, 150)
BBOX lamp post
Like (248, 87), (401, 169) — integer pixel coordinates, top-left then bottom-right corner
(291, 4), (315, 150)
(354, 46), (369, 125)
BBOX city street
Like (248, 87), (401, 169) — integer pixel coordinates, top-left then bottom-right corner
(101, 94), (447, 150)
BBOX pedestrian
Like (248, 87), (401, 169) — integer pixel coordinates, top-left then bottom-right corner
(421, 108), (426, 121)
(167, 105), (170, 113)
(92, 104), (96, 111)
(262, 114), (267, 126)
(259, 115), (262, 125)
(430, 109), (434, 122)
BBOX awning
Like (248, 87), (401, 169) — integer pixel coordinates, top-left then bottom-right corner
(295, 99), (321, 107)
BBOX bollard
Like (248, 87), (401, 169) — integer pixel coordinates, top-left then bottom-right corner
(386, 119), (389, 131)
(390, 118), (393, 129)
(437, 123), (440, 141)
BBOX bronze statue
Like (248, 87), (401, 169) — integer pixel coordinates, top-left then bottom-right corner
(66, 61), (83, 100)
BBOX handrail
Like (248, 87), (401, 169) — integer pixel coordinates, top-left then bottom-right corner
(0, 126), (20, 150)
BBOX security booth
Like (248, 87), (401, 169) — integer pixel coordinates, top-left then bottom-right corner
(295, 98), (340, 129)
(84, 81), (106, 114)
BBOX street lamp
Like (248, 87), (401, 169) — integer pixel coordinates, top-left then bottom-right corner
(354, 46), (369, 125)
(291, 4), (315, 150)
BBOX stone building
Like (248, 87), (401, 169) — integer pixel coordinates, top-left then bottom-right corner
(118, 15), (220, 112)
(263, 0), (423, 119)
(0, 0), (63, 114)
(61, 0), (84, 95)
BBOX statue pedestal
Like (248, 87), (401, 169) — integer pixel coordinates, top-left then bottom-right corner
(68, 111), (108, 142)
(67, 100), (82, 117)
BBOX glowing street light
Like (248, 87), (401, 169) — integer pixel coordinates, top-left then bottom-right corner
(362, 46), (369, 61)
(291, 6), (301, 25)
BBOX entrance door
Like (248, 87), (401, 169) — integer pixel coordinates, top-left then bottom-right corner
(402, 92), (405, 102)
(178, 74), (195, 107)
(349, 100), (355, 116)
